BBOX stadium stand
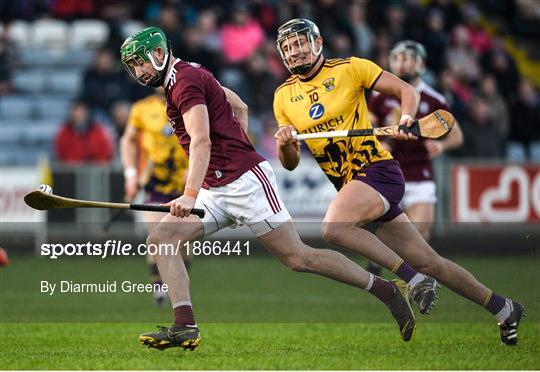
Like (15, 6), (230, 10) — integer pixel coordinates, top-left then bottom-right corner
(0, 1), (539, 166)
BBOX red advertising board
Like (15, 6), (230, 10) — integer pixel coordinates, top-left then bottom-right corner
(451, 164), (540, 222)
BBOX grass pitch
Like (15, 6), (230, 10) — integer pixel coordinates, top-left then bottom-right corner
(1, 254), (539, 370)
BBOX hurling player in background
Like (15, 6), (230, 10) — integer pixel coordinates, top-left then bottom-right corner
(273, 18), (523, 345)
(121, 26), (418, 351)
(366, 40), (463, 276)
(120, 87), (189, 305)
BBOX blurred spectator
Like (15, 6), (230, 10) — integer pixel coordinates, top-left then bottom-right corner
(445, 24), (481, 84)
(101, 2), (133, 51)
(81, 48), (132, 116)
(0, 32), (16, 96)
(327, 32), (353, 59)
(55, 101), (114, 164)
(52, 0), (96, 20)
(250, 0), (279, 34)
(157, 6), (184, 54)
(197, 9), (222, 54)
(462, 3), (491, 55)
(346, 2), (375, 58)
(459, 97), (505, 158)
(384, 3), (406, 44)
(429, 0), (462, 32)
(111, 101), (132, 141)
(478, 74), (510, 139)
(1, 1), (53, 21)
(422, 9), (448, 74)
(509, 79), (540, 149)
(312, 0), (342, 39)
(221, 3), (265, 64)
(240, 52), (277, 115)
(480, 35), (520, 102)
(262, 40), (288, 81)
(180, 26), (221, 75)
(278, 0), (314, 23)
(404, 0), (428, 42)
(373, 31), (392, 69)
(437, 68), (465, 122)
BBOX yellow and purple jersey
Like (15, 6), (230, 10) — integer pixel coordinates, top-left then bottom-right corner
(273, 57), (393, 190)
(128, 94), (188, 196)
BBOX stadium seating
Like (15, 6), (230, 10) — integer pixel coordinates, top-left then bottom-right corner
(7, 20), (31, 47)
(71, 20), (110, 48)
(35, 97), (72, 122)
(32, 19), (69, 49)
(47, 69), (83, 95)
(0, 95), (35, 120)
(12, 69), (47, 94)
(2, 19), (107, 165)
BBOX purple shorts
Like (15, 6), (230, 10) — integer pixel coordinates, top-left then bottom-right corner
(144, 191), (180, 205)
(353, 159), (405, 222)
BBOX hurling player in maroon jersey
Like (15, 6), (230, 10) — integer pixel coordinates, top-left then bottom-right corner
(120, 27), (418, 350)
(367, 41), (464, 277)
(369, 40), (463, 242)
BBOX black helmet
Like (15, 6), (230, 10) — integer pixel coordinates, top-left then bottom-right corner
(276, 18), (322, 75)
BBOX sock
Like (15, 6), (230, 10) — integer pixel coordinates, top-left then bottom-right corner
(484, 292), (510, 322)
(173, 301), (197, 328)
(393, 260), (424, 287)
(494, 300), (512, 323)
(365, 274), (397, 304)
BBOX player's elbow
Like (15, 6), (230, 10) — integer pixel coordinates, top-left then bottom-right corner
(192, 134), (212, 149)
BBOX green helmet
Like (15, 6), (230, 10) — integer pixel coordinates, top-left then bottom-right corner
(120, 26), (171, 87)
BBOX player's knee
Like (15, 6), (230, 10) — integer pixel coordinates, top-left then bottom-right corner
(146, 226), (180, 256)
(420, 229), (431, 241)
(415, 223), (432, 241)
(321, 223), (341, 244)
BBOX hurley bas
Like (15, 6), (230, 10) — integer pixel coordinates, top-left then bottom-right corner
(40, 280), (168, 295)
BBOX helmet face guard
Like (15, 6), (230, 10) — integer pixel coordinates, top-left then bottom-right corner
(276, 19), (322, 75)
(389, 40), (427, 80)
(120, 26), (171, 87)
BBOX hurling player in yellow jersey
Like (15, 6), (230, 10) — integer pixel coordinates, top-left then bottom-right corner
(121, 87), (189, 305)
(274, 19), (523, 345)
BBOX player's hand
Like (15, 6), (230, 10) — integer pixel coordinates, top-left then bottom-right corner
(167, 195), (196, 218)
(393, 114), (418, 141)
(124, 176), (138, 202)
(424, 139), (444, 159)
(274, 125), (300, 149)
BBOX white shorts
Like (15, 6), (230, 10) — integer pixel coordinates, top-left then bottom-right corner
(400, 180), (437, 210)
(195, 161), (291, 237)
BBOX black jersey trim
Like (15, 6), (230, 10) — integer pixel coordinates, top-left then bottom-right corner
(368, 70), (384, 90)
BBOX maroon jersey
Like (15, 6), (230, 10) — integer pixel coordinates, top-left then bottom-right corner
(368, 80), (449, 182)
(164, 59), (264, 187)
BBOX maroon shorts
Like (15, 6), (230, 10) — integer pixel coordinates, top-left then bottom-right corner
(353, 159), (405, 222)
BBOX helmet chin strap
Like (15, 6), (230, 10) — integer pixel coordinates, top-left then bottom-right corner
(146, 51), (171, 87)
(290, 53), (321, 75)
